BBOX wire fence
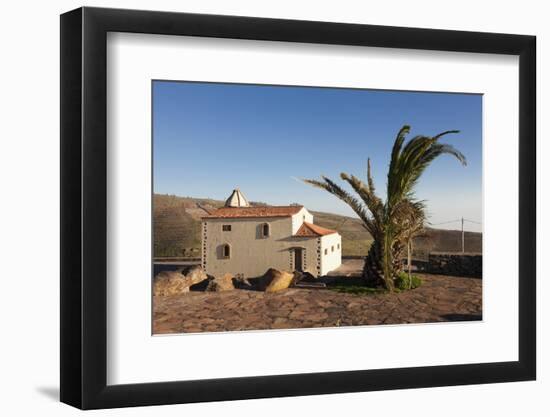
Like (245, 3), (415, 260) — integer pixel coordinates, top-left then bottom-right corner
(430, 218), (481, 228)
(413, 217), (482, 259)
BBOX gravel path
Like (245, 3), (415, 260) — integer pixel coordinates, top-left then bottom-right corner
(153, 274), (481, 334)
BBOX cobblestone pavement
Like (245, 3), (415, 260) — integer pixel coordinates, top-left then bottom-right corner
(153, 274), (482, 334)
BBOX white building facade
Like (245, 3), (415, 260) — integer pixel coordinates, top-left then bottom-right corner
(201, 189), (342, 278)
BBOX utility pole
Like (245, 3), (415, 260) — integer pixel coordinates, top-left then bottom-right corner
(461, 217), (465, 253)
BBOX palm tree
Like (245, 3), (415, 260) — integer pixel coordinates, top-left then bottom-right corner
(303, 125), (466, 291)
(397, 200), (427, 288)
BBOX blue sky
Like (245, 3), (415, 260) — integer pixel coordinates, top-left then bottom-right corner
(153, 81), (482, 232)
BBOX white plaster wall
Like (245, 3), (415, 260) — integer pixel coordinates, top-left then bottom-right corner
(320, 233), (342, 275)
(291, 207), (313, 235)
(203, 216), (317, 277)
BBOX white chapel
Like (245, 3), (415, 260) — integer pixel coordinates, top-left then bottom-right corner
(201, 189), (342, 278)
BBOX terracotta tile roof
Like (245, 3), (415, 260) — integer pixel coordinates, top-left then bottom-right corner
(294, 222), (338, 237)
(202, 205), (304, 219)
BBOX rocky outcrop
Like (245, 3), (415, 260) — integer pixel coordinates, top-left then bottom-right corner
(259, 268), (295, 293)
(153, 266), (208, 296)
(233, 275), (253, 290)
(290, 271), (317, 286)
(182, 265), (208, 283)
(290, 270), (327, 288)
(206, 273), (235, 292)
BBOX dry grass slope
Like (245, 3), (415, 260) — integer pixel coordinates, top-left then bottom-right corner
(153, 194), (482, 258)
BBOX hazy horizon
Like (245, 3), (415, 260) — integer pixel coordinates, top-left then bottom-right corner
(153, 81), (483, 232)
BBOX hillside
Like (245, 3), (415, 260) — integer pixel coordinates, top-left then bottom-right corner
(153, 194), (267, 256)
(153, 194), (482, 258)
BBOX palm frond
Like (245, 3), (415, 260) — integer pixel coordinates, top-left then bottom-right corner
(432, 129), (460, 141)
(366, 158), (377, 196)
(420, 143), (467, 167)
(340, 173), (383, 225)
(387, 128), (465, 212)
(302, 176), (374, 232)
(388, 125), (410, 179)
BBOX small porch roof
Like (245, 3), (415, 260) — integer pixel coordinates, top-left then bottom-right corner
(293, 222), (337, 237)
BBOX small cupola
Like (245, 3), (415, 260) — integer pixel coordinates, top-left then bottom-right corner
(224, 188), (250, 207)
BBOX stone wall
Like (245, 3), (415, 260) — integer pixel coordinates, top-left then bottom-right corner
(415, 253), (482, 278)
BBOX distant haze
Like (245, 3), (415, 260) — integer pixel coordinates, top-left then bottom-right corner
(153, 81), (482, 233)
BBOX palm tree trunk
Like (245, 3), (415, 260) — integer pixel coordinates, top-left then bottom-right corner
(364, 234), (396, 291)
(392, 241), (405, 275)
(363, 237), (407, 291)
(363, 240), (385, 287)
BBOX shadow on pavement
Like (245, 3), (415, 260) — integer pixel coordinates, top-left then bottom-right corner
(440, 313), (482, 321)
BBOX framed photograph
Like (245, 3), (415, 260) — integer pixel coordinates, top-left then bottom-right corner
(60, 6), (536, 409)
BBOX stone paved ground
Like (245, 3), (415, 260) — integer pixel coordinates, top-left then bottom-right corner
(153, 273), (481, 334)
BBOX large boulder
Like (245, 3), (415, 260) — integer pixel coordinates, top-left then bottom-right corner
(153, 266), (208, 296)
(290, 270), (317, 287)
(206, 273), (235, 292)
(260, 268), (295, 293)
(153, 271), (189, 296)
(181, 265), (208, 283)
(233, 274), (253, 290)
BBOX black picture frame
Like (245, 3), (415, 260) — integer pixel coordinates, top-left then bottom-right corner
(60, 6), (536, 410)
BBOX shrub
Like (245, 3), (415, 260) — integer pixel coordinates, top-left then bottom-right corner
(395, 272), (422, 291)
